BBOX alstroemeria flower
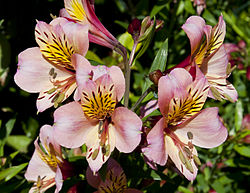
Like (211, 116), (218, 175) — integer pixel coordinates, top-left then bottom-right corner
(142, 67), (228, 181)
(14, 17), (90, 112)
(182, 15), (238, 102)
(60, 0), (126, 57)
(86, 158), (142, 193)
(53, 63), (142, 173)
(25, 125), (74, 193)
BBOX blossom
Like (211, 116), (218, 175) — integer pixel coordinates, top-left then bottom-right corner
(53, 60), (142, 173)
(182, 15), (238, 102)
(86, 158), (142, 193)
(60, 0), (126, 57)
(14, 17), (90, 112)
(25, 125), (74, 193)
(142, 67), (228, 180)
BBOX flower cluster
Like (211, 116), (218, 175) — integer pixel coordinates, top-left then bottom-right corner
(14, 0), (237, 192)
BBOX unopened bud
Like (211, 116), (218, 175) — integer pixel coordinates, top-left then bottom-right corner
(140, 16), (151, 34)
(128, 18), (141, 39)
(149, 70), (164, 85)
(238, 40), (246, 49)
(154, 20), (164, 32)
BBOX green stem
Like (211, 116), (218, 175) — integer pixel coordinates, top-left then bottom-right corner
(131, 86), (152, 112)
(124, 40), (139, 107)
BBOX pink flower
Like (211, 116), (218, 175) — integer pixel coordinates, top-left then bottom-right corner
(182, 15), (238, 102)
(142, 67), (228, 181)
(14, 17), (90, 112)
(25, 125), (74, 193)
(53, 63), (142, 173)
(86, 158), (142, 193)
(60, 0), (126, 57)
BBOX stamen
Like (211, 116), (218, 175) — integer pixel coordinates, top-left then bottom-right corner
(92, 148), (99, 160)
(187, 132), (193, 140)
(193, 155), (201, 166)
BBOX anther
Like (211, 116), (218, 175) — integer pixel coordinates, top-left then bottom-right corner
(92, 148), (99, 160)
(52, 72), (57, 79)
(47, 87), (56, 94)
(187, 131), (193, 140)
(105, 144), (110, 156)
(49, 68), (55, 76)
(178, 150), (186, 165)
(193, 155), (201, 166)
(185, 159), (194, 174)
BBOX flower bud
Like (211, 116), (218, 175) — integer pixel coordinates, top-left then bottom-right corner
(238, 40), (246, 49)
(128, 18), (141, 39)
(149, 70), (164, 85)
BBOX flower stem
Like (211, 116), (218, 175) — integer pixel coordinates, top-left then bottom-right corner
(131, 86), (152, 112)
(124, 40), (139, 107)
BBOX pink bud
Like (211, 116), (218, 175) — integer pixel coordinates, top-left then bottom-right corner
(238, 40), (246, 49)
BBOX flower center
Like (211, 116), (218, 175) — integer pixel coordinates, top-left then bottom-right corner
(35, 28), (75, 71)
(37, 142), (62, 171)
(65, 0), (87, 23)
(81, 84), (116, 120)
(167, 86), (208, 126)
(98, 169), (127, 193)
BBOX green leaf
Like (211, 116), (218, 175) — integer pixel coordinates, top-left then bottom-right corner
(150, 5), (166, 17)
(235, 100), (243, 132)
(85, 50), (104, 65)
(6, 135), (32, 153)
(184, 0), (195, 14)
(234, 145), (250, 158)
(114, 20), (129, 29)
(0, 163), (28, 181)
(150, 170), (161, 180)
(142, 38), (168, 94)
(212, 181), (226, 193)
(178, 186), (193, 193)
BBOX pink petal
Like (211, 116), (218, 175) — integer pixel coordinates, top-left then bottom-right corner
(108, 66), (125, 101)
(61, 18), (89, 56)
(111, 107), (142, 153)
(53, 101), (97, 148)
(25, 148), (55, 182)
(72, 53), (94, 101)
(175, 107), (228, 148)
(165, 135), (198, 181)
(36, 82), (77, 112)
(182, 16), (205, 55)
(142, 117), (168, 166)
(85, 124), (116, 173)
(14, 47), (54, 93)
(55, 167), (63, 193)
(158, 68), (193, 115)
(202, 45), (228, 77)
(39, 125), (61, 155)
